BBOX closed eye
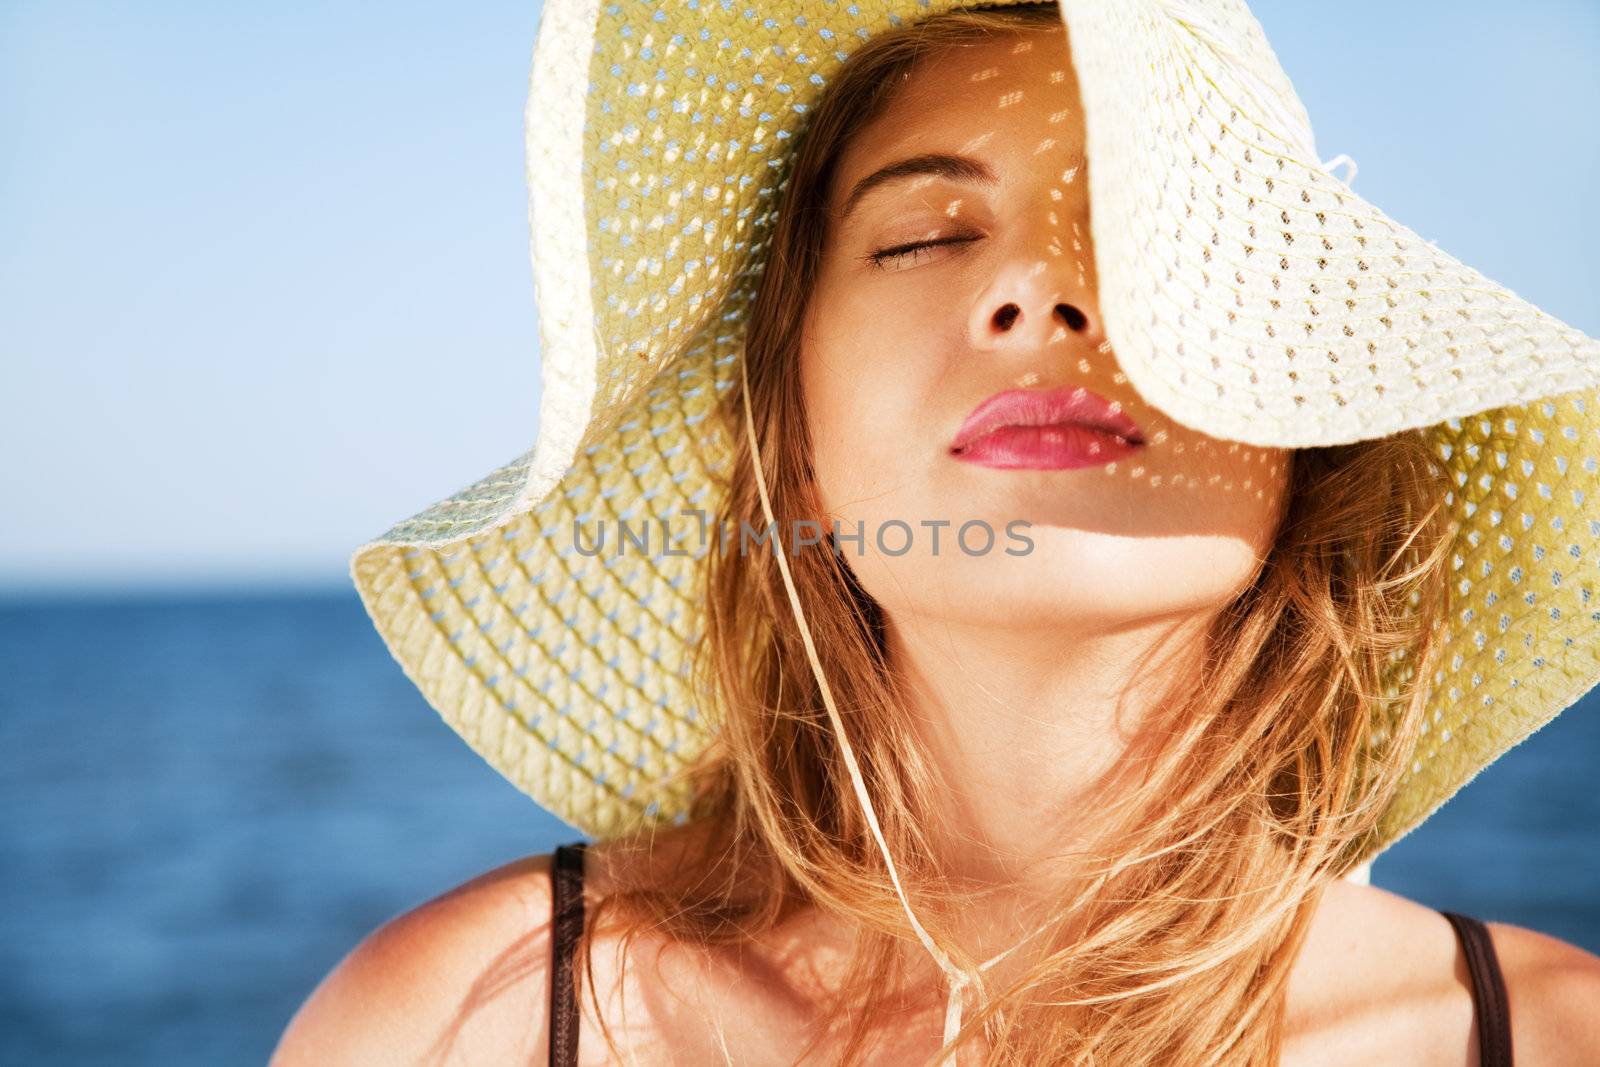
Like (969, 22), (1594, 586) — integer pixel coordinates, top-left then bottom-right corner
(862, 234), (981, 272)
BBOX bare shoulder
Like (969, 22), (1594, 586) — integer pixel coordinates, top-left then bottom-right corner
(1337, 883), (1600, 1062)
(1286, 878), (1600, 1065)
(1482, 916), (1600, 1063)
(268, 851), (559, 1067)
(1285, 878), (1468, 1065)
(270, 825), (746, 1067)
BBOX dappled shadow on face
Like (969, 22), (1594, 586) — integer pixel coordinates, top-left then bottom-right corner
(804, 25), (1292, 556)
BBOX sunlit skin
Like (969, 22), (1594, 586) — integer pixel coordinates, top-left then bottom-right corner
(800, 25), (1291, 949)
(268, 21), (1600, 1067)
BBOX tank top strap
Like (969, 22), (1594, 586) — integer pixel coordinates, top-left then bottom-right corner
(549, 840), (588, 1067)
(1439, 909), (1514, 1066)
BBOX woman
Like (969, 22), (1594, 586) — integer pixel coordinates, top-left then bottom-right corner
(274, 3), (1600, 1064)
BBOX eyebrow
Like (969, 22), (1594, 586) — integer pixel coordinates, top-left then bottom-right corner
(837, 152), (998, 226)
(836, 147), (1088, 226)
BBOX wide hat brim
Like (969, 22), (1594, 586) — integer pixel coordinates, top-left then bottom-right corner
(350, 0), (1600, 858)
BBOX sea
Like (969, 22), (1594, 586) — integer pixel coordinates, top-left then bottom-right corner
(1, 589), (1596, 1066)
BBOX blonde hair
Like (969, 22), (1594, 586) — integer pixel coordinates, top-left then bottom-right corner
(481, 6), (1457, 1065)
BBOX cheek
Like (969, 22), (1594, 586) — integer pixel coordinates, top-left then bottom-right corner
(801, 350), (885, 521)
(1114, 440), (1290, 608)
(1187, 441), (1291, 559)
(800, 287), (940, 514)
(1120, 428), (1291, 545)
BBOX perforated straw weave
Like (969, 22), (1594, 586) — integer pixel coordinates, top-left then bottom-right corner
(351, 0), (1600, 889)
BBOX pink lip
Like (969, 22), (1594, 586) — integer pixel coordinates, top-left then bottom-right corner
(950, 386), (1146, 470)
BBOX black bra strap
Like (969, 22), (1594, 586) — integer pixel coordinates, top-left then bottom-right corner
(1440, 910), (1514, 1066)
(549, 840), (588, 1067)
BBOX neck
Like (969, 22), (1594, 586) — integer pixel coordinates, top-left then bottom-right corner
(884, 607), (1212, 940)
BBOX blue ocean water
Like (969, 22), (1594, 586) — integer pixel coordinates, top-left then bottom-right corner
(0, 589), (1595, 1067)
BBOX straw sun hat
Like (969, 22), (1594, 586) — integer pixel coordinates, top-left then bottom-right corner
(352, 0), (1600, 901)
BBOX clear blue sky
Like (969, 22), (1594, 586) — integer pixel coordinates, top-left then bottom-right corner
(2, 1), (1596, 596)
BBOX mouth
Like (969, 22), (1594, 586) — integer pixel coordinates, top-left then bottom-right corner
(949, 386), (1146, 470)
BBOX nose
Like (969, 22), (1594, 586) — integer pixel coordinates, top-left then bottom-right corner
(967, 233), (1104, 357)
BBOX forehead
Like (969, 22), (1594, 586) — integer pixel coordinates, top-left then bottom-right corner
(833, 27), (1084, 194)
(900, 25), (1075, 105)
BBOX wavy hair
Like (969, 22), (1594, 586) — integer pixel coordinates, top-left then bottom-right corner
(528, 6), (1458, 1065)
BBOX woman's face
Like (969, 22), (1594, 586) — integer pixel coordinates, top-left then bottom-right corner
(799, 26), (1291, 635)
